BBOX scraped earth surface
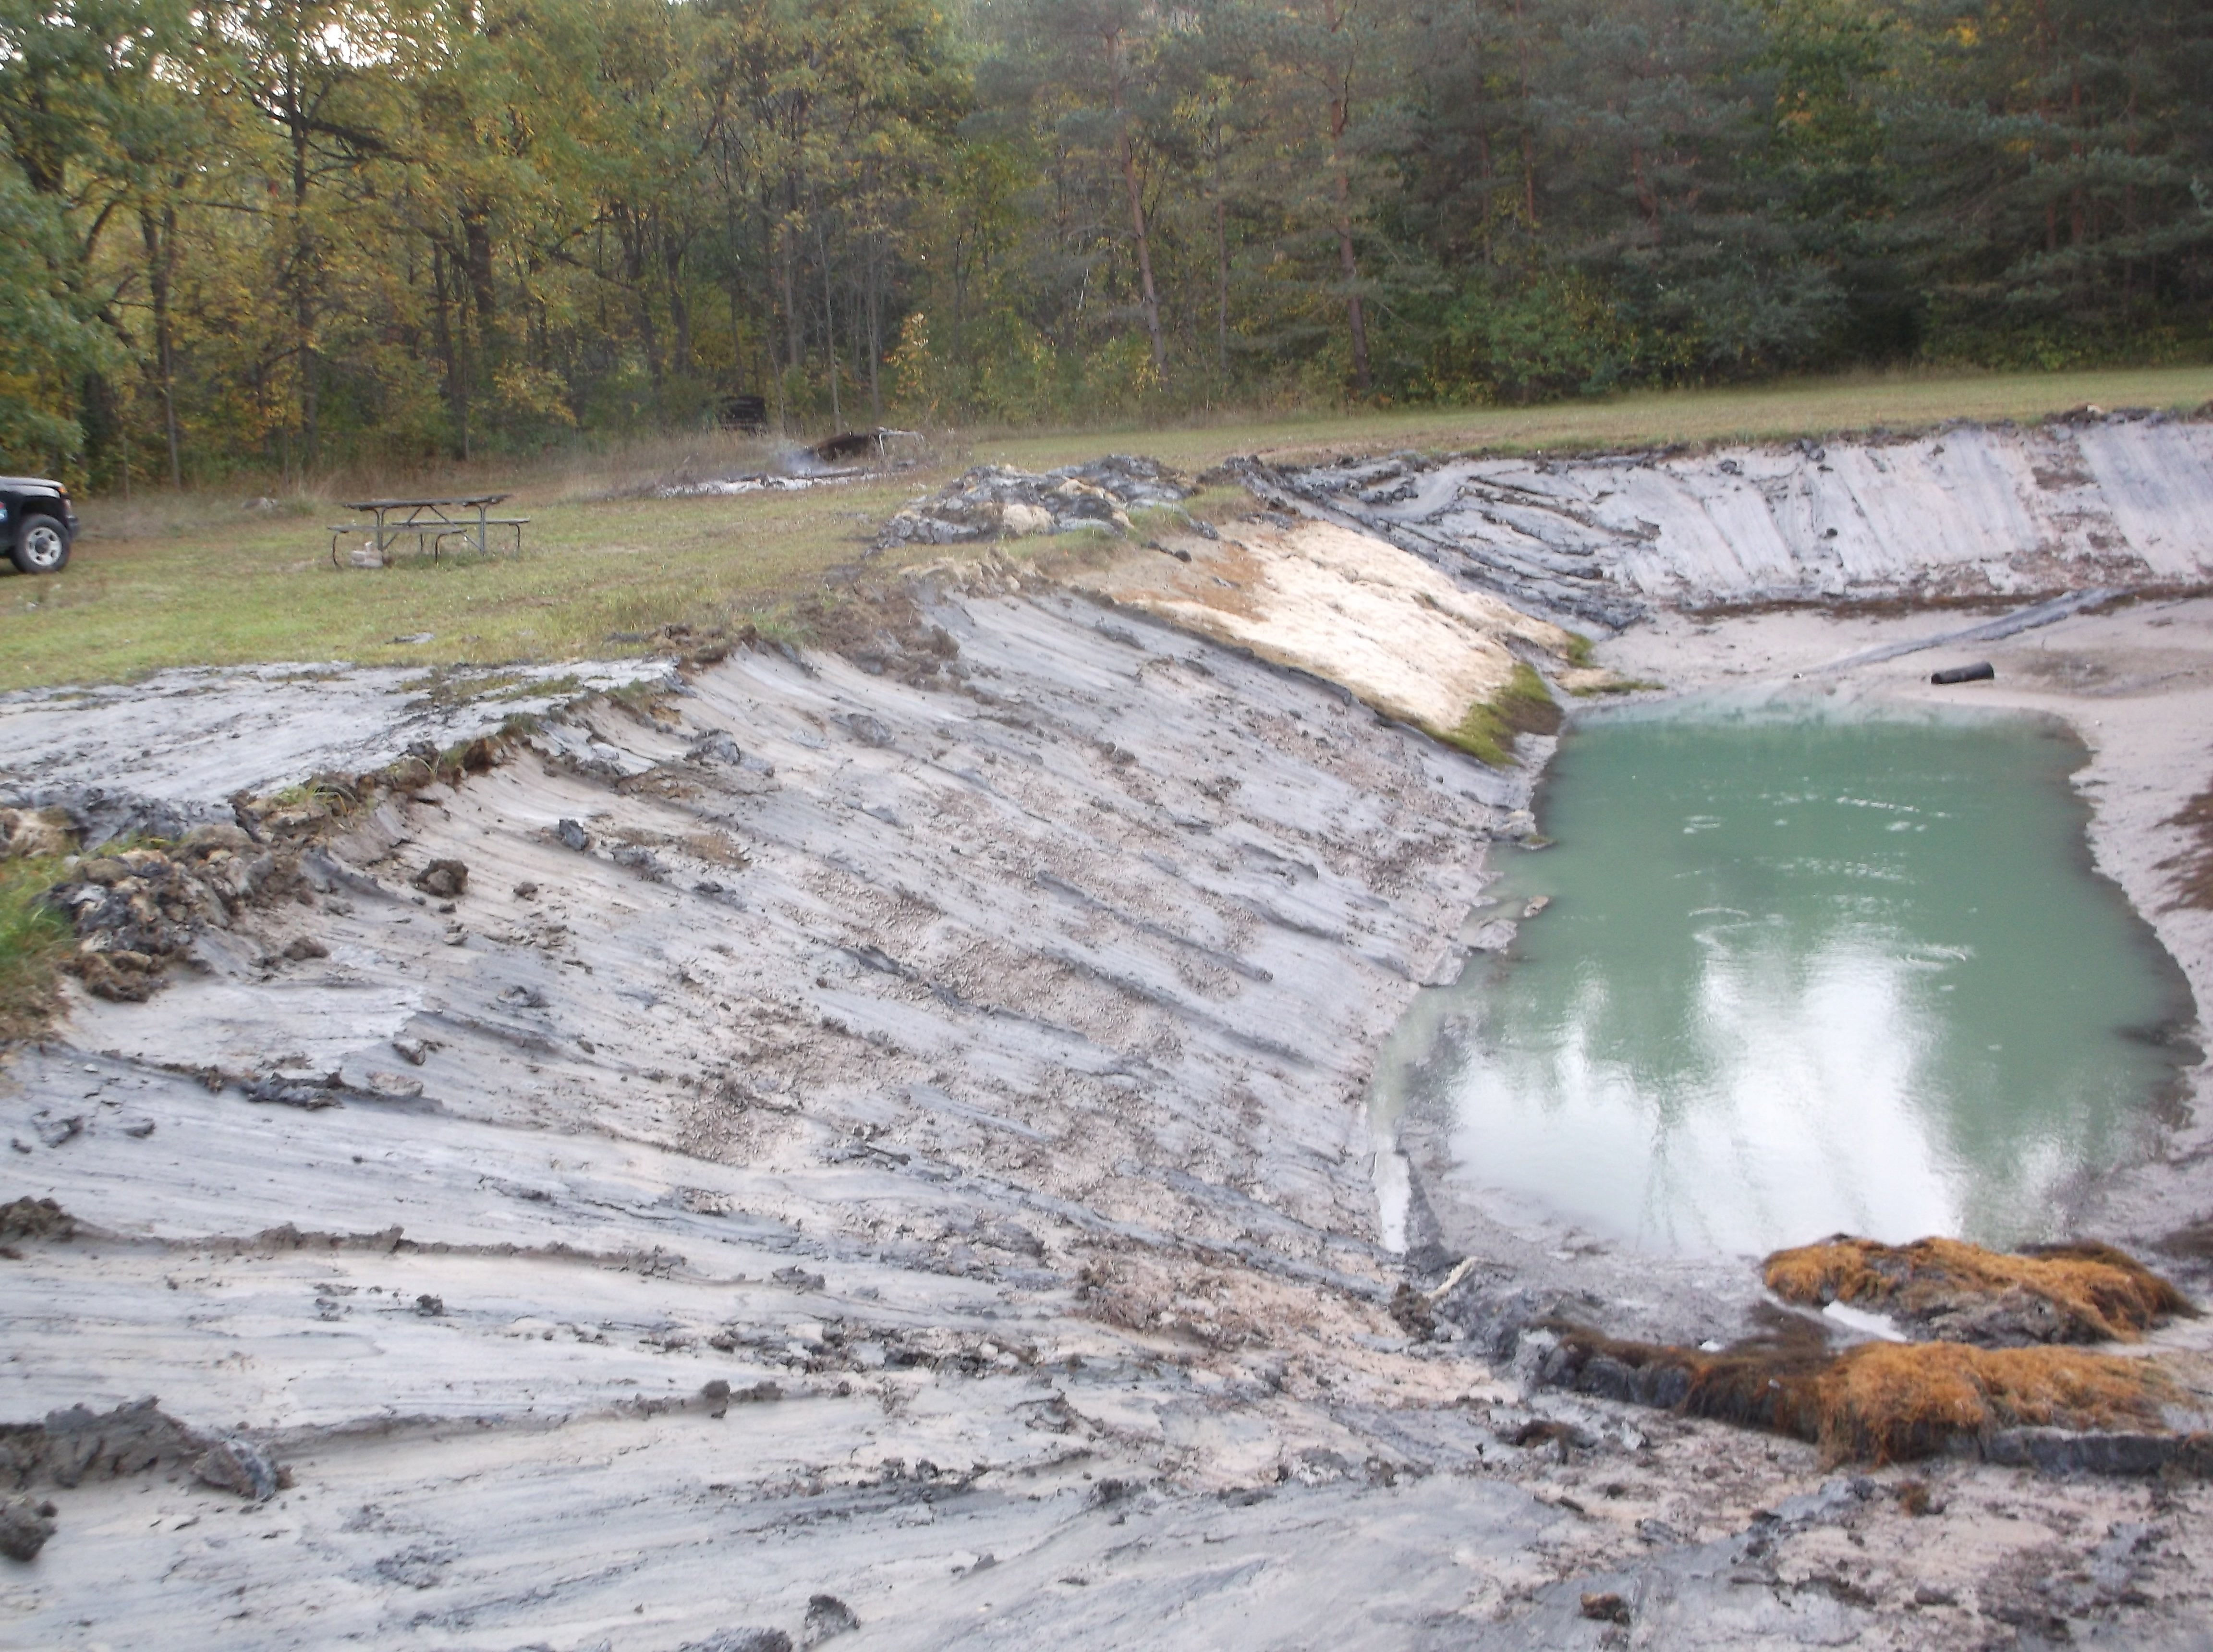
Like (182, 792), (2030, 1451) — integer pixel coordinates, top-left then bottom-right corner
(1249, 409), (2213, 625)
(2, 427), (2213, 1649)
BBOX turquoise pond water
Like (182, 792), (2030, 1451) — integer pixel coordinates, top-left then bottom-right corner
(1379, 701), (2196, 1257)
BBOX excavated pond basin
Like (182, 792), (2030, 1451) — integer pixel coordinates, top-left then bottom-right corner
(1383, 700), (2197, 1257)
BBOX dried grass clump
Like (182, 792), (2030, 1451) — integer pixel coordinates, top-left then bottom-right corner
(1543, 1323), (2173, 1467)
(1764, 1235), (2195, 1343)
(1812, 1343), (2170, 1465)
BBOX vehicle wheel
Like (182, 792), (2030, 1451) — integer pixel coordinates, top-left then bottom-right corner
(11, 513), (69, 574)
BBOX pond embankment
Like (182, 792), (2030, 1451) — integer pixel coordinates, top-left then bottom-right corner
(2, 411), (2212, 1648)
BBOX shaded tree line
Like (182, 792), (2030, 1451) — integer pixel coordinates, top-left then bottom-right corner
(3, 0), (2209, 481)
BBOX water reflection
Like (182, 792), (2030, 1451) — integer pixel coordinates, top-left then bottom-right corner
(1397, 702), (2192, 1256)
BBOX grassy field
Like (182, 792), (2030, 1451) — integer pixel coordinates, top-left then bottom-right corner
(984, 362), (2213, 471)
(5, 364), (2208, 692)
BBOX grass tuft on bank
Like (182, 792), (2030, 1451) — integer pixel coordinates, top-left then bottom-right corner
(1445, 662), (1562, 767)
(0, 858), (72, 1041)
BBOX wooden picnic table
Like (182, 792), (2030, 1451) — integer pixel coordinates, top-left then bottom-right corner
(329, 493), (528, 567)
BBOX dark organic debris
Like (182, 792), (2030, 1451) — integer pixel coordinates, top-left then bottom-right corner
(412, 858), (469, 899)
(245, 1070), (343, 1110)
(1386, 1281), (1437, 1339)
(803, 1594), (861, 1644)
(1764, 1236), (2195, 1345)
(0, 1198), (73, 1242)
(193, 1438), (280, 1501)
(0, 1398), (209, 1490)
(373, 1543), (454, 1589)
(1580, 1591), (1632, 1625)
(1502, 1419), (1593, 1453)
(48, 825), (282, 1001)
(813, 426), (918, 463)
(689, 730), (744, 765)
(681, 1631), (793, 1652)
(2159, 1217), (2213, 1260)
(840, 713), (894, 749)
(0, 1498), (56, 1562)
(876, 456), (1194, 550)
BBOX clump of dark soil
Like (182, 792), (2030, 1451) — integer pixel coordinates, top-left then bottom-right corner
(1763, 1236), (2196, 1344)
(0, 1498), (57, 1562)
(0, 1198), (73, 1242)
(0, 1398), (210, 1490)
(411, 858), (469, 899)
(27, 735), (526, 1009)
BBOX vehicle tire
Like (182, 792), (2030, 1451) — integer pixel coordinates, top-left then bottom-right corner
(11, 513), (69, 574)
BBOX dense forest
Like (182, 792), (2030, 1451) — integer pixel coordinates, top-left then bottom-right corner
(3, 0), (2210, 483)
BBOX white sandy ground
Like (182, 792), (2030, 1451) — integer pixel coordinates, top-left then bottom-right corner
(3, 440), (2213, 1646)
(1066, 520), (1576, 735)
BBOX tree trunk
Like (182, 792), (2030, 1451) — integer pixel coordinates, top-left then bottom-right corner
(866, 228), (883, 420)
(1325, 33), (1370, 397)
(667, 230), (692, 375)
(1106, 29), (1167, 377)
(815, 206), (839, 428)
(141, 204), (182, 487)
(432, 241), (470, 460)
(1214, 120), (1229, 386)
(287, 52), (319, 473)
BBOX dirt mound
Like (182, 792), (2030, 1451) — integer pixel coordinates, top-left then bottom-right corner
(1764, 1236), (2196, 1344)
(876, 456), (1195, 549)
(0, 1398), (210, 1491)
(0, 1198), (74, 1242)
(49, 826), (284, 1001)
(36, 738), (522, 1006)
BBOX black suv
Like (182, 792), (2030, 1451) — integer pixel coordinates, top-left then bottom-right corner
(2, 477), (77, 573)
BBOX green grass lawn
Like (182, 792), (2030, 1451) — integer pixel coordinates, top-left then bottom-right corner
(983, 362), (2213, 471)
(7, 364), (2208, 692)
(2, 476), (928, 691)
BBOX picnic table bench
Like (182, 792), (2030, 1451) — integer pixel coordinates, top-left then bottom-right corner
(329, 493), (528, 567)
